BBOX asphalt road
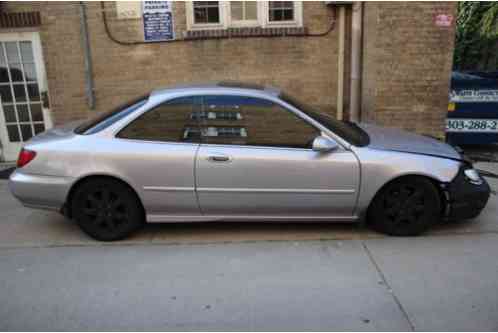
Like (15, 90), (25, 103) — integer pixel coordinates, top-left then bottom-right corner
(0, 162), (497, 331)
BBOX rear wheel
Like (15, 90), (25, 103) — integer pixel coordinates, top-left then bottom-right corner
(368, 177), (441, 236)
(71, 178), (144, 241)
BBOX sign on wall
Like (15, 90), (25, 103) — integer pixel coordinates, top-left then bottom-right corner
(450, 89), (498, 103)
(143, 1), (174, 42)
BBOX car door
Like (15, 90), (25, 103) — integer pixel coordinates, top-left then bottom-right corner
(115, 96), (202, 219)
(195, 94), (360, 219)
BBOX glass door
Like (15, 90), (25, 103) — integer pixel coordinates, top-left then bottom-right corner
(0, 32), (52, 162)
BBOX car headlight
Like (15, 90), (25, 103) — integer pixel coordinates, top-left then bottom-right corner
(464, 168), (483, 185)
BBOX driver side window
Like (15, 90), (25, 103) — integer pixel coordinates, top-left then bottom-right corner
(199, 95), (319, 149)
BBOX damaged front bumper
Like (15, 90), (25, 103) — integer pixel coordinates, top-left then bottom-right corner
(442, 165), (492, 220)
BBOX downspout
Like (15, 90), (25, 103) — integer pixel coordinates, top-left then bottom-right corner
(336, 5), (346, 121)
(79, 2), (96, 109)
(349, 1), (363, 122)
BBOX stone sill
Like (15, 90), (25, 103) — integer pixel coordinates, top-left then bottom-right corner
(184, 27), (308, 40)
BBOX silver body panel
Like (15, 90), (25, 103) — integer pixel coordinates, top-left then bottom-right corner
(9, 84), (463, 223)
(196, 144), (359, 217)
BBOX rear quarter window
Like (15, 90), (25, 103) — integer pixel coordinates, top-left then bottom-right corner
(75, 95), (148, 135)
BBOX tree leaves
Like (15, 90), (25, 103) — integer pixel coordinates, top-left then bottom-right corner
(454, 2), (498, 71)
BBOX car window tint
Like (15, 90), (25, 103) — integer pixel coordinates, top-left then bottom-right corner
(117, 96), (200, 143)
(199, 95), (319, 148)
(75, 95), (148, 135)
(280, 92), (370, 147)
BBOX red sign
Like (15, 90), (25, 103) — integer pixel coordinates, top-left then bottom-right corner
(434, 14), (453, 27)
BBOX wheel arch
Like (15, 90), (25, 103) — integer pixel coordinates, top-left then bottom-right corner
(64, 174), (145, 219)
(364, 173), (447, 222)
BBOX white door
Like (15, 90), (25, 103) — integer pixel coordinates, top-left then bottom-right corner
(0, 32), (52, 162)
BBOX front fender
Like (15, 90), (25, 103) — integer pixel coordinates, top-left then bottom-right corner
(352, 147), (461, 218)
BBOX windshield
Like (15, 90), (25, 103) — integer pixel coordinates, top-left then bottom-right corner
(74, 94), (149, 135)
(280, 93), (370, 147)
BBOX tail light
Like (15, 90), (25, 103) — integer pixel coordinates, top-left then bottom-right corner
(17, 149), (37, 168)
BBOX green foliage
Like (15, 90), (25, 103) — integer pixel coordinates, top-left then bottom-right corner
(454, 2), (498, 71)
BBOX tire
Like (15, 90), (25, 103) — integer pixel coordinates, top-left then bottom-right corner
(71, 178), (144, 241)
(368, 176), (441, 236)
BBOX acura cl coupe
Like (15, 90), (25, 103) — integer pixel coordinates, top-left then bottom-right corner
(9, 82), (490, 240)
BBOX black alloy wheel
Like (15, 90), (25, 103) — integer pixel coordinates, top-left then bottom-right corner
(369, 177), (441, 236)
(72, 178), (144, 241)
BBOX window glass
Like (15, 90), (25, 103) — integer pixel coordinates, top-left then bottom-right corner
(75, 95), (148, 135)
(269, 1), (294, 21)
(0, 41), (46, 142)
(193, 1), (220, 24)
(200, 95), (319, 148)
(118, 97), (200, 143)
(231, 1), (257, 21)
(280, 92), (370, 147)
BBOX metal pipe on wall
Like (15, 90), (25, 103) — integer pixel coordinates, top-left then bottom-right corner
(349, 2), (363, 122)
(336, 6), (346, 121)
(79, 2), (96, 110)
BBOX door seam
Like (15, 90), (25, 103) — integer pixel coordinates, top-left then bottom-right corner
(193, 143), (204, 215)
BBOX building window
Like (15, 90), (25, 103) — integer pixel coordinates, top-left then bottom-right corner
(191, 111), (242, 121)
(268, 1), (294, 22)
(184, 126), (247, 139)
(230, 1), (258, 26)
(193, 1), (221, 24)
(183, 127), (201, 140)
(216, 127), (247, 137)
(186, 1), (302, 30)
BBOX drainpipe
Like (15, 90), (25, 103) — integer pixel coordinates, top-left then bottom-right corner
(79, 2), (96, 109)
(336, 5), (346, 121)
(349, 2), (363, 122)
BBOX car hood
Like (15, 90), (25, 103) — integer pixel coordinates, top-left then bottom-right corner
(358, 123), (462, 160)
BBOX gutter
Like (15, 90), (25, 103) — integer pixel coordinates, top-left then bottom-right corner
(79, 2), (96, 109)
(336, 5), (346, 121)
(349, 2), (363, 122)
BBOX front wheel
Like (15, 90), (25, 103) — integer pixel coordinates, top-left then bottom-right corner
(368, 177), (441, 236)
(71, 178), (144, 241)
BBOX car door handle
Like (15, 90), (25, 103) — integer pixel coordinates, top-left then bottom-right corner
(207, 154), (231, 163)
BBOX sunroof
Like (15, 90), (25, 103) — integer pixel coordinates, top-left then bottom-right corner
(217, 81), (266, 90)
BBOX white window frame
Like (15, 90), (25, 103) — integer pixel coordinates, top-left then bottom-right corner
(263, 1), (303, 27)
(186, 1), (229, 30)
(227, 1), (263, 28)
(186, 1), (302, 31)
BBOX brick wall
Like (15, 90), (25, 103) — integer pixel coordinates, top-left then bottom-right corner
(362, 2), (457, 138)
(1, 1), (456, 138)
(3, 1), (339, 126)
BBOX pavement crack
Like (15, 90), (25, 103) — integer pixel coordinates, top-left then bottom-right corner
(362, 241), (416, 331)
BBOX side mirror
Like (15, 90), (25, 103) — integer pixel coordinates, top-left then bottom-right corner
(312, 136), (339, 153)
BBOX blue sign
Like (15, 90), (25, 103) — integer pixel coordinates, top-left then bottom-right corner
(143, 1), (174, 42)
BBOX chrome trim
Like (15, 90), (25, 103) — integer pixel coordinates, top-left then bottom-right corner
(21, 203), (60, 211)
(147, 214), (359, 223)
(196, 187), (355, 194)
(143, 186), (195, 192)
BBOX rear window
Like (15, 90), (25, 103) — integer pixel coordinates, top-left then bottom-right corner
(75, 95), (148, 135)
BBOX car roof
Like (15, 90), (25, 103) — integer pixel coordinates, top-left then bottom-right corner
(150, 81), (281, 99)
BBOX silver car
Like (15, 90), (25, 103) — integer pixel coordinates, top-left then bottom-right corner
(9, 82), (491, 241)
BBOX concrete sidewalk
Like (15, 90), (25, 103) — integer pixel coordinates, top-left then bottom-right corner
(1, 235), (497, 331)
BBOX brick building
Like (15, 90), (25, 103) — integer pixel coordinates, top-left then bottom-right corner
(0, 1), (456, 162)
